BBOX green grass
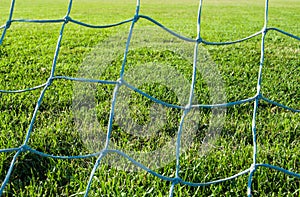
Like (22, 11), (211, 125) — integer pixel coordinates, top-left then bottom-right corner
(0, 0), (299, 196)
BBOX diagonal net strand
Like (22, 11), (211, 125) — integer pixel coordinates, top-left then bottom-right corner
(0, 0), (299, 196)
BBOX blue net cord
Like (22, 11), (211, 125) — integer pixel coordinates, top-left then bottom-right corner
(0, 0), (299, 196)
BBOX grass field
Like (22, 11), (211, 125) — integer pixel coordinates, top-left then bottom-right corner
(0, 0), (299, 196)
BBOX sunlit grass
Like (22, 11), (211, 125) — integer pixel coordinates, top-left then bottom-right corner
(0, 0), (299, 196)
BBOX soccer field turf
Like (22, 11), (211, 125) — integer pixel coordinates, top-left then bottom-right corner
(0, 0), (299, 196)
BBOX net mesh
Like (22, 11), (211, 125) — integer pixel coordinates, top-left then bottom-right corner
(0, 0), (299, 196)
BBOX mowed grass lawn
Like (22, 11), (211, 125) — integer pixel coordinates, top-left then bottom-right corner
(0, 0), (299, 196)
